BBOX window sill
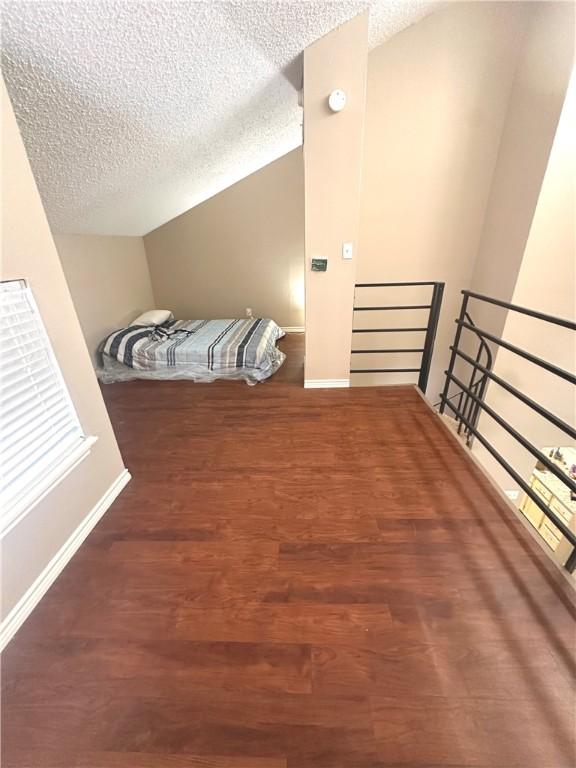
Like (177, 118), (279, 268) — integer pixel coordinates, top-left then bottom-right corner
(1, 436), (98, 539)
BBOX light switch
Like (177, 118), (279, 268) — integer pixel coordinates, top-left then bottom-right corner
(342, 242), (353, 260)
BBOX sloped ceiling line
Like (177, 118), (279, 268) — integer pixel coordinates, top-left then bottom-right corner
(1, 0), (441, 235)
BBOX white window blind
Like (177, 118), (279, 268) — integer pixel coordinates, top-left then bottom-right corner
(1, 280), (88, 531)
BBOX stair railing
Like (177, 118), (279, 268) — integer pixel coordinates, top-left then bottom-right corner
(455, 311), (493, 447)
(350, 281), (444, 394)
(439, 290), (576, 573)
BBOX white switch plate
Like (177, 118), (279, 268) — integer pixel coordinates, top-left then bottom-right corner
(342, 242), (353, 260)
(504, 490), (520, 501)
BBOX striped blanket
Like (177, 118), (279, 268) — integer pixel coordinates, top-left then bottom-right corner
(99, 318), (285, 384)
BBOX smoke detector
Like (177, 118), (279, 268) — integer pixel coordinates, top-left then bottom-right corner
(328, 89), (346, 112)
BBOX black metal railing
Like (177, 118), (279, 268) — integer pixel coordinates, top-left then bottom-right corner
(451, 312), (493, 447)
(350, 281), (444, 394)
(439, 290), (576, 572)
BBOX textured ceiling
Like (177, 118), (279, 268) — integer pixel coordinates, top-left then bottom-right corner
(2, 1), (441, 235)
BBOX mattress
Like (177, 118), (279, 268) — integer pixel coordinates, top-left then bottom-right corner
(98, 318), (285, 385)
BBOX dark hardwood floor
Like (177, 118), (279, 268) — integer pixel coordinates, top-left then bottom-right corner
(2, 333), (575, 767)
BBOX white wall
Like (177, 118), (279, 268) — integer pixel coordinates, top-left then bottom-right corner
(303, 13), (368, 385)
(469, 1), (574, 337)
(144, 150), (304, 330)
(56, 233), (155, 366)
(471, 71), (575, 497)
(1, 80), (127, 626)
(354, 2), (530, 397)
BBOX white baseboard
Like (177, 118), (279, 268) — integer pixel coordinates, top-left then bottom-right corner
(0, 468), (131, 652)
(281, 326), (305, 333)
(304, 379), (349, 389)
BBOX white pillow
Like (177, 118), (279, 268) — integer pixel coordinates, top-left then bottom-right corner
(132, 309), (173, 326)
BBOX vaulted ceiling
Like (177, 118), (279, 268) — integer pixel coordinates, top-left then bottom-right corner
(2, 1), (440, 235)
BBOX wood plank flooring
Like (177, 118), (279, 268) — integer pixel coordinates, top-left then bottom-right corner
(2, 334), (575, 767)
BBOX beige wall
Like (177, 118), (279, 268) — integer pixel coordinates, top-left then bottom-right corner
(56, 234), (155, 366)
(0, 81), (127, 621)
(354, 2), (531, 397)
(144, 150), (304, 329)
(472, 71), (575, 500)
(469, 2), (574, 337)
(303, 12), (368, 384)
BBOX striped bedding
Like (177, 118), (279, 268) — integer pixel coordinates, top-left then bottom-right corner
(99, 318), (285, 384)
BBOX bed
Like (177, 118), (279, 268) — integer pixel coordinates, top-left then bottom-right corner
(98, 315), (285, 385)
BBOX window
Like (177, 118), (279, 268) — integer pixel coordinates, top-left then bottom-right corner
(0, 280), (94, 535)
